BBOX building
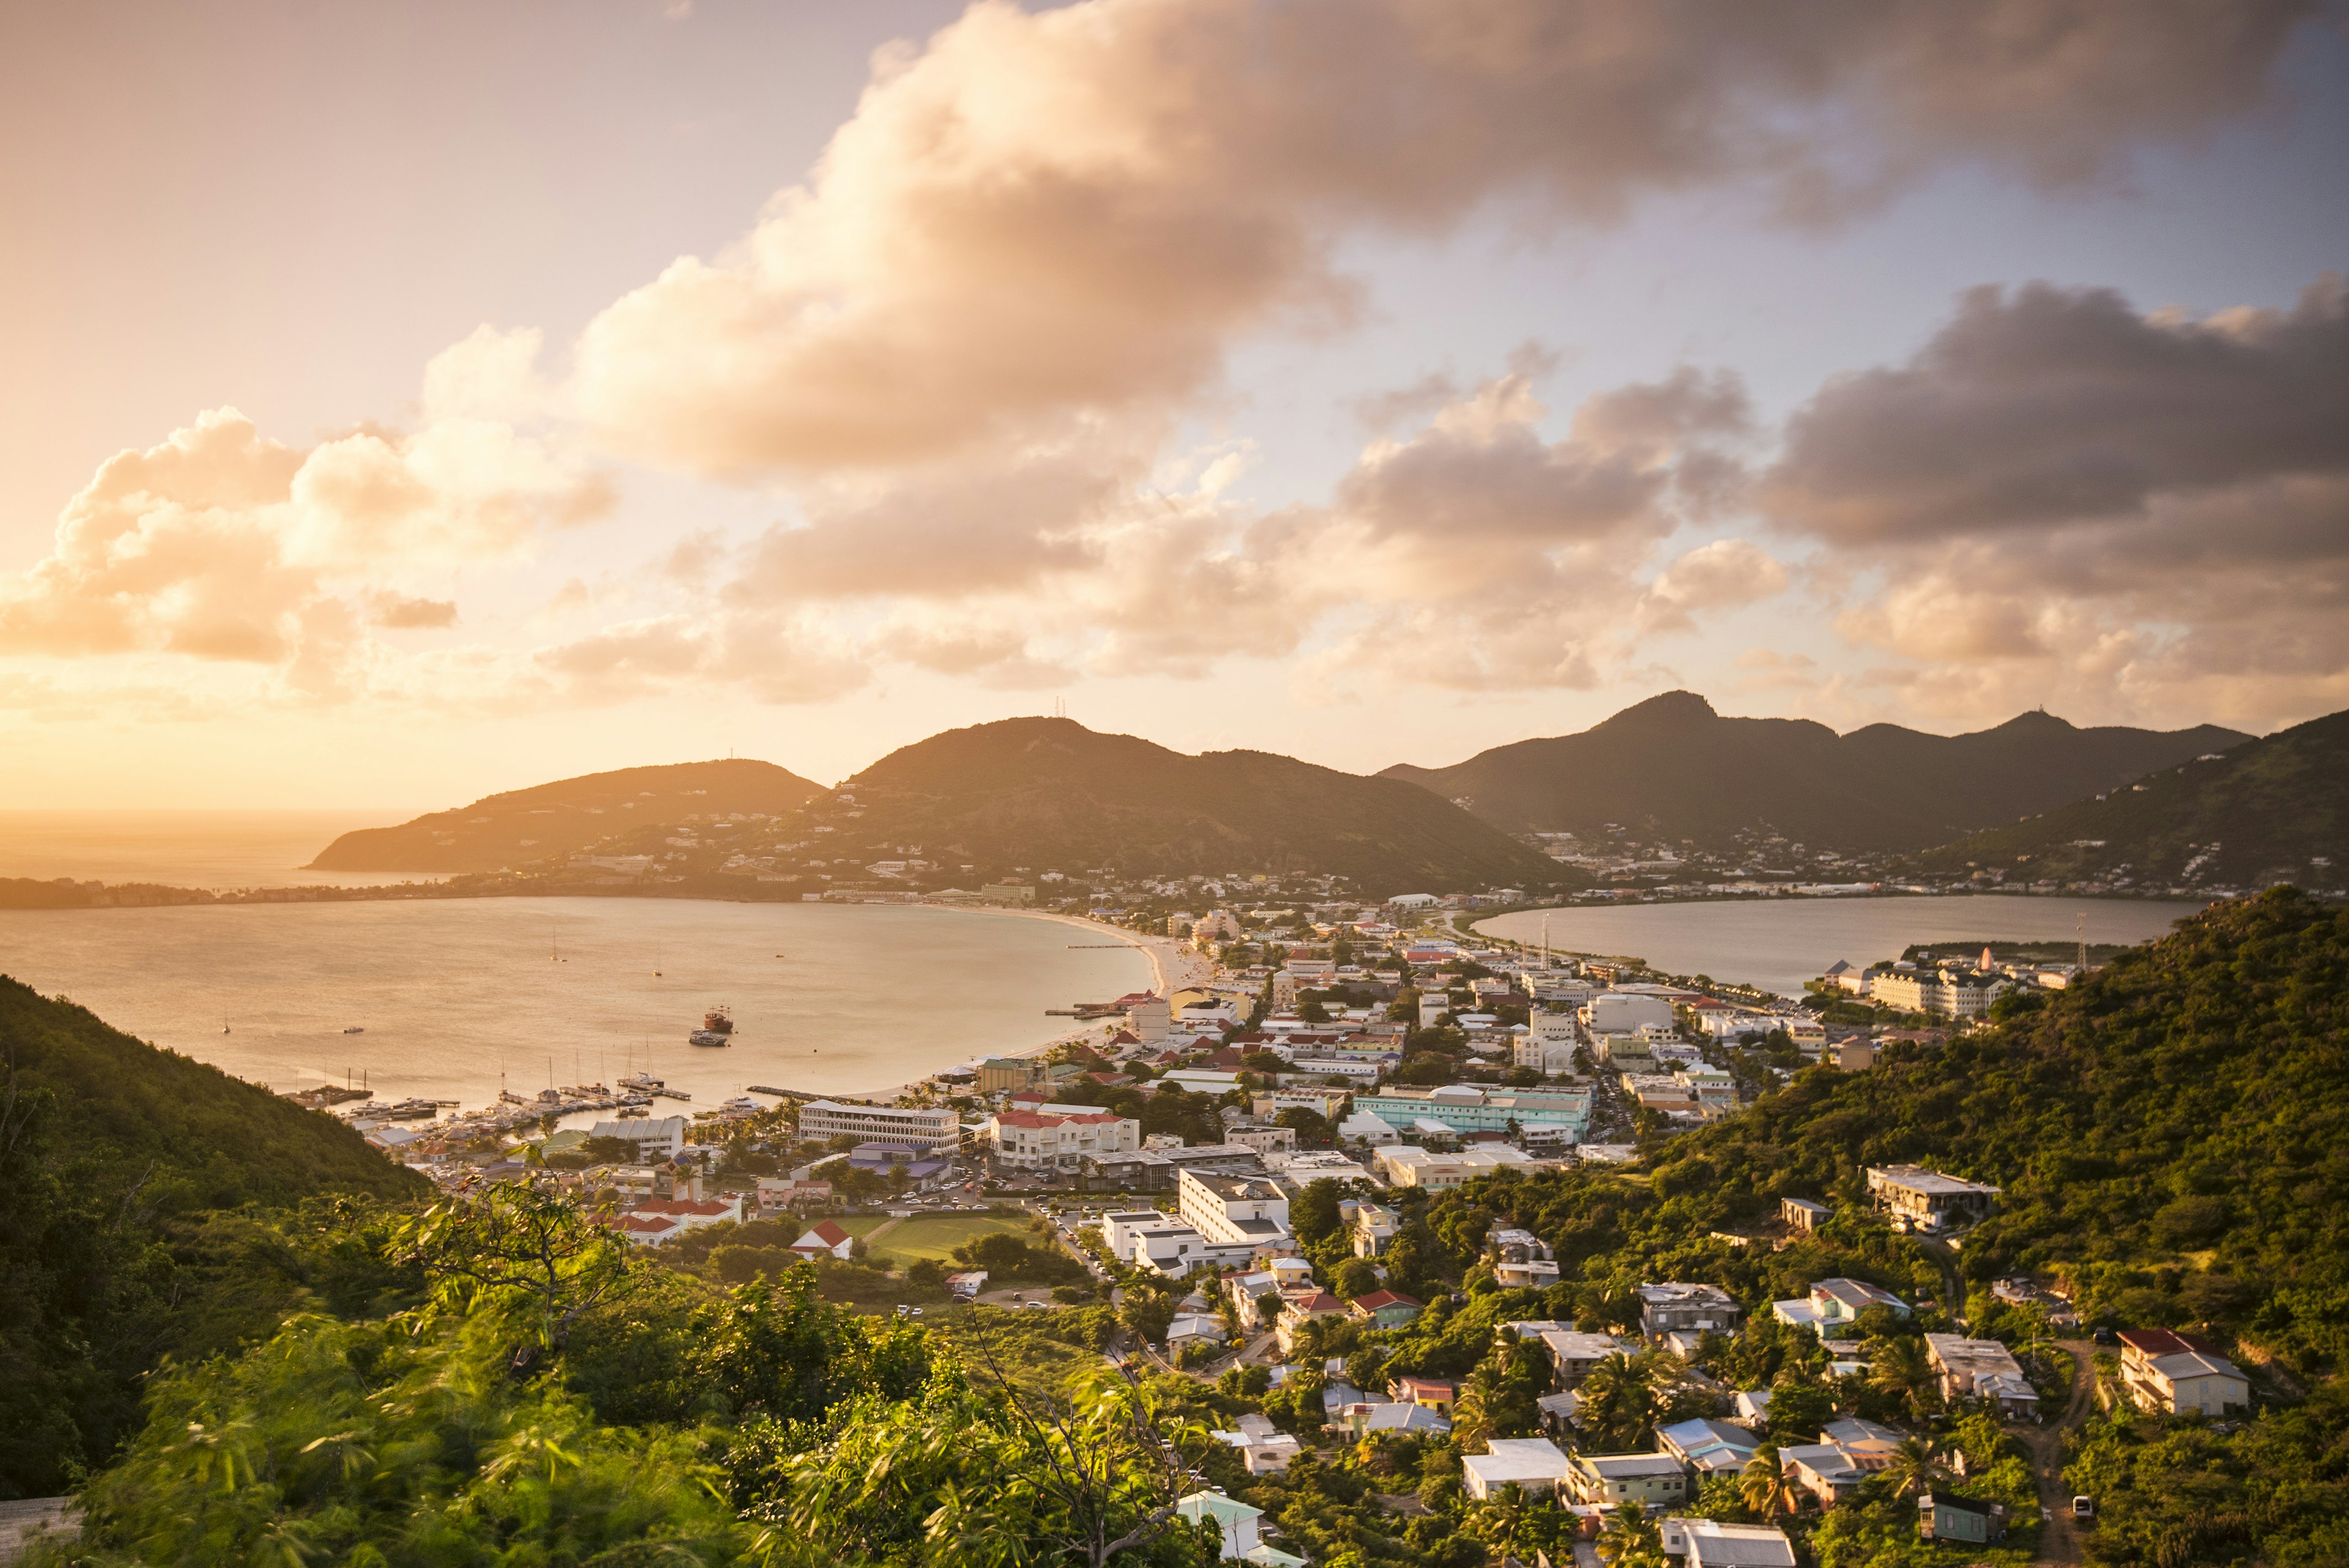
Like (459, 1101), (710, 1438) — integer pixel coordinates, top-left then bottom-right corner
(1924, 1334), (2041, 1419)
(1773, 1277), (1909, 1340)
(1867, 963), (2007, 1019)
(1657, 1418), (1762, 1479)
(1349, 1201), (1398, 1256)
(1178, 1169), (1292, 1249)
(1486, 1227), (1560, 1288)
(1390, 1377), (1457, 1415)
(1638, 1282), (1743, 1339)
(1586, 992), (1675, 1035)
(1918, 1493), (2006, 1545)
(989, 1109), (1143, 1173)
(1660, 1518), (1796, 1567)
(2117, 1329), (2252, 1417)
(1168, 1313), (1229, 1354)
(1516, 1010), (1580, 1074)
(1463, 1438), (1576, 1500)
(1348, 1290), (1424, 1329)
(588, 1115), (688, 1159)
(1075, 1142), (1266, 1193)
(979, 880), (1036, 907)
(1353, 1083), (1592, 1140)
(1817, 960), (1868, 994)
(1179, 1491), (1265, 1560)
(1374, 1144), (1562, 1191)
(1778, 1440), (1893, 1506)
(1226, 1124), (1299, 1155)
(1528, 1328), (1634, 1388)
(1567, 1452), (1690, 1509)
(1780, 1197), (1831, 1233)
(1866, 1164), (1999, 1232)
(1275, 1292), (1350, 1353)
(800, 1100), (961, 1150)
(976, 1057), (1044, 1094)
(787, 1219), (855, 1260)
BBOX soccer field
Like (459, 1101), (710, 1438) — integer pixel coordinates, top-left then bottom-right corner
(866, 1213), (1034, 1265)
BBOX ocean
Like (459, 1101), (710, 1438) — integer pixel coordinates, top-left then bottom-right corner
(0, 811), (1152, 1109)
(1475, 893), (2211, 997)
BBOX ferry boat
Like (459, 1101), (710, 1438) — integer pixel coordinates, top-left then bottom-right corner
(618, 1071), (663, 1091)
(688, 1005), (735, 1049)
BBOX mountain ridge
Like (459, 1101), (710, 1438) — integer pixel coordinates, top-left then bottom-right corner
(1381, 691), (2252, 851)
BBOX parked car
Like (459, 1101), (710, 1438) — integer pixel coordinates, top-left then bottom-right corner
(2073, 1497), (2095, 1520)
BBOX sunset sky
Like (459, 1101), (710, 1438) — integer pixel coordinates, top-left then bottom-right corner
(2, 0), (2345, 810)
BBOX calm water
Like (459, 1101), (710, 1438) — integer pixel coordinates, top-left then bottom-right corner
(0, 809), (418, 888)
(1476, 894), (2211, 996)
(0, 899), (1150, 1107)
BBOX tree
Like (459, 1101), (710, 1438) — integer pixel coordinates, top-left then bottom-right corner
(1578, 1351), (1663, 1450)
(1335, 1258), (1381, 1298)
(1869, 1332), (1939, 1419)
(1880, 1434), (1951, 1501)
(391, 1183), (631, 1367)
(1597, 1503), (1666, 1568)
(1739, 1443), (1800, 1521)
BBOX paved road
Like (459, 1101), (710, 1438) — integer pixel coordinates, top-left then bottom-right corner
(0, 1499), (74, 1565)
(2019, 1338), (2099, 1567)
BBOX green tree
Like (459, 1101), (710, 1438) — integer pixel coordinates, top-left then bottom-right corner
(1739, 1443), (1798, 1521)
(1879, 1434), (1951, 1501)
(1596, 1503), (1666, 1568)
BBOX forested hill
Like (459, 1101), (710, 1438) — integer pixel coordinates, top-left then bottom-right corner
(0, 979), (424, 1495)
(1379, 690), (2247, 850)
(1920, 705), (2349, 893)
(308, 757), (826, 873)
(828, 716), (1565, 893)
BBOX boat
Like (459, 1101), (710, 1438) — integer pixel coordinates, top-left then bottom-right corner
(342, 1026), (365, 1035)
(688, 1005), (735, 1049)
(618, 1071), (664, 1091)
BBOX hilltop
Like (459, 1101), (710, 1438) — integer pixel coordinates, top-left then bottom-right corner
(308, 758), (825, 873)
(823, 716), (1563, 893)
(0, 978), (425, 1495)
(1920, 705), (2349, 892)
(1381, 691), (2247, 851)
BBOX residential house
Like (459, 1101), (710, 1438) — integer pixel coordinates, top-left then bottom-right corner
(1567, 1453), (1690, 1509)
(1778, 1441), (1891, 1506)
(1275, 1293), (1351, 1353)
(1349, 1290), (1424, 1329)
(1779, 1197), (1831, 1233)
(1217, 1414), (1301, 1476)
(1918, 1493), (2006, 1545)
(1773, 1277), (1908, 1340)
(2118, 1329), (2252, 1417)
(1660, 1518), (1797, 1567)
(1657, 1418), (1762, 1479)
(1531, 1328), (1635, 1388)
(1179, 1491), (1265, 1560)
(1168, 1314), (1229, 1354)
(1347, 1200), (1398, 1257)
(1463, 1438), (1576, 1500)
(786, 1219), (855, 1261)
(1866, 1164), (1998, 1232)
(1226, 1124), (1299, 1155)
(1732, 1389), (1772, 1428)
(1924, 1334), (2041, 1419)
(1338, 1400), (1452, 1438)
(1486, 1227), (1560, 1288)
(1534, 1389), (1582, 1438)
(1373, 1143), (1564, 1190)
(1639, 1281), (1743, 1339)
(989, 1109), (1143, 1174)
(1390, 1377), (1457, 1416)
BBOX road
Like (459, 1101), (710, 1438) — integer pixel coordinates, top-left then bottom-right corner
(2019, 1338), (2098, 1567)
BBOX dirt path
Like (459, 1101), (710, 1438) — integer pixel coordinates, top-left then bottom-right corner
(2019, 1339), (2099, 1566)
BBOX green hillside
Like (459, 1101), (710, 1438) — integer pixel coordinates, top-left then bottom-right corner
(0, 978), (426, 1496)
(1381, 690), (2246, 850)
(307, 757), (826, 873)
(1920, 707), (2349, 893)
(826, 716), (1565, 893)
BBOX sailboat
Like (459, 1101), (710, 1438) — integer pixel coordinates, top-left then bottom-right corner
(551, 930), (566, 963)
(653, 943), (663, 978)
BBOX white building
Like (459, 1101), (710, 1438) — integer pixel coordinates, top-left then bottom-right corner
(798, 1101), (960, 1150)
(1375, 1144), (1560, 1190)
(1178, 1169), (1292, 1250)
(988, 1109), (1143, 1172)
(1516, 1009), (1581, 1074)
(1661, 1518), (1797, 1567)
(589, 1115), (688, 1159)
(1463, 1438), (1576, 1500)
(1584, 992), (1675, 1036)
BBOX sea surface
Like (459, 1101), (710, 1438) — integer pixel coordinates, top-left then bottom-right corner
(1475, 894), (2211, 997)
(0, 899), (1151, 1110)
(0, 809), (420, 888)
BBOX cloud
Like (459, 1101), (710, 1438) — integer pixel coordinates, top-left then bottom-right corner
(1765, 274), (2349, 728)
(372, 594), (458, 630)
(571, 0), (2312, 477)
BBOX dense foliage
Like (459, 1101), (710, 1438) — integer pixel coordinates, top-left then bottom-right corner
(0, 978), (426, 1496)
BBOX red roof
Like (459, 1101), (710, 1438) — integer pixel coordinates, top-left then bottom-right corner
(610, 1213), (680, 1235)
(1395, 1377), (1456, 1395)
(1349, 1290), (1422, 1312)
(1288, 1292), (1346, 1313)
(995, 1109), (1127, 1129)
(793, 1220), (852, 1249)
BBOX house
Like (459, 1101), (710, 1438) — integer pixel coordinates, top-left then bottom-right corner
(1178, 1169), (1293, 1250)
(1924, 1334), (2041, 1419)
(1168, 1314), (1229, 1354)
(1338, 1400), (1452, 1438)
(1275, 1293), (1351, 1353)
(1348, 1290), (1424, 1329)
(1778, 1438), (1893, 1505)
(1390, 1377), (1457, 1415)
(1534, 1389), (1581, 1437)
(1567, 1452), (1690, 1508)
(787, 1219), (856, 1261)
(1732, 1389), (1772, 1427)
(1918, 1493), (2006, 1545)
(1638, 1281), (1743, 1339)
(1773, 1277), (1908, 1340)
(1463, 1438), (1576, 1500)
(988, 1109), (1143, 1174)
(945, 1270), (987, 1298)
(1661, 1518), (1797, 1567)
(1348, 1201), (1398, 1256)
(1486, 1227), (1560, 1288)
(1180, 1491), (1266, 1559)
(609, 1211), (683, 1247)
(1780, 1197), (1831, 1233)
(1817, 960), (1868, 995)
(2117, 1329), (2252, 1417)
(1657, 1418), (1762, 1478)
(1214, 1414), (1302, 1476)
(1531, 1329), (1635, 1388)
(1866, 1164), (1998, 1232)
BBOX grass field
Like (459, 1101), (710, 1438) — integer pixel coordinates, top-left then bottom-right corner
(866, 1213), (1034, 1265)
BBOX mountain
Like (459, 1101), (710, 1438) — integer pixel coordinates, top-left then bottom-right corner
(1380, 690), (2250, 850)
(825, 716), (1564, 893)
(308, 758), (826, 873)
(1920, 705), (2349, 890)
(0, 978), (425, 1494)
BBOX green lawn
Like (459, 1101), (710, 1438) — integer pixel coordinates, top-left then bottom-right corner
(866, 1213), (1033, 1265)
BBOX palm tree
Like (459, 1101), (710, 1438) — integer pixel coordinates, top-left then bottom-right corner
(1871, 1333), (1940, 1418)
(1739, 1443), (1799, 1520)
(1880, 1435), (1951, 1501)
(1580, 1351), (1660, 1449)
(1596, 1504), (1666, 1568)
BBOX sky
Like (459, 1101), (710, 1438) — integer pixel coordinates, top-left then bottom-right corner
(2, 0), (2345, 811)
